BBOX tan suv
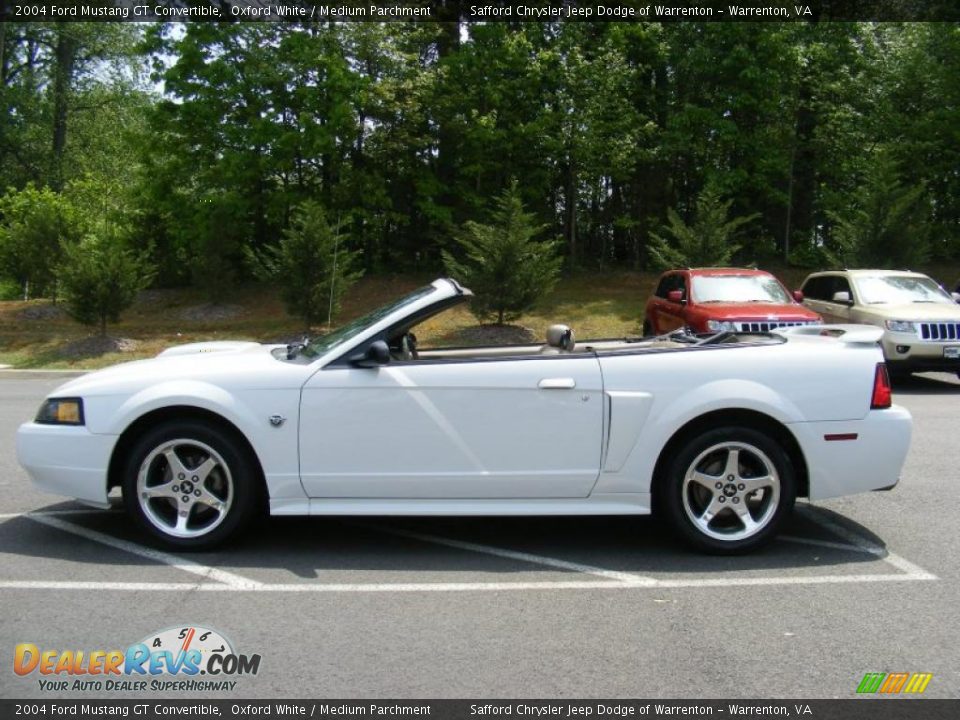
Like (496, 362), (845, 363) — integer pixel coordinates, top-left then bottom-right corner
(800, 269), (960, 378)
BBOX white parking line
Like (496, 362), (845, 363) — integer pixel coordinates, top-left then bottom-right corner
(795, 505), (936, 580)
(23, 513), (263, 590)
(0, 572), (935, 593)
(351, 521), (658, 585)
(0, 507), (938, 592)
(0, 580), (201, 591)
(0, 508), (107, 520)
(779, 535), (876, 554)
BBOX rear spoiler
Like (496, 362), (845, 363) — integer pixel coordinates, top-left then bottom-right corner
(773, 324), (884, 344)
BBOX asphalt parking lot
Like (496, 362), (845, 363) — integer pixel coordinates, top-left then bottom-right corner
(1, 373), (959, 700)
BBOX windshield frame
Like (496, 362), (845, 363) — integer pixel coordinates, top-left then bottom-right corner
(691, 274), (793, 305)
(297, 284), (438, 361)
(851, 275), (954, 305)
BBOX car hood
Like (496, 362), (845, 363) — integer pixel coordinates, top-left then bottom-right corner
(691, 302), (820, 320)
(156, 340), (263, 357)
(856, 303), (960, 322)
(51, 341), (307, 397)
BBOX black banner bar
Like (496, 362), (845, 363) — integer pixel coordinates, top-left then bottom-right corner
(2, 700), (960, 720)
(1, 1), (959, 24)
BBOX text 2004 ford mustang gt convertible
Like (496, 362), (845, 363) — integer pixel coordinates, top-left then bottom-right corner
(17, 279), (911, 553)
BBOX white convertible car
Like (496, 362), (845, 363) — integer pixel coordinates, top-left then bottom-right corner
(17, 279), (911, 553)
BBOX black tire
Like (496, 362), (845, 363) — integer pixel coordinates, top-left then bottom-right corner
(122, 419), (261, 550)
(659, 426), (796, 554)
(642, 320), (653, 336)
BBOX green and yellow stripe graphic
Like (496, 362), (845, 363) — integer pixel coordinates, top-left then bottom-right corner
(856, 672), (932, 694)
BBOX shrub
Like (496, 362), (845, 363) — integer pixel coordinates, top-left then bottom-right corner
(58, 228), (155, 336)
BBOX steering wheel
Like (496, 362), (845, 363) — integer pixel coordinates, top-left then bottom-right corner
(400, 332), (419, 361)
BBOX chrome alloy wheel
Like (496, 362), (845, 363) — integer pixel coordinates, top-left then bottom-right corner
(136, 439), (234, 539)
(681, 441), (780, 542)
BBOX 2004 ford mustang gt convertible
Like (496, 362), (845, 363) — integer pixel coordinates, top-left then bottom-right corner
(17, 278), (912, 553)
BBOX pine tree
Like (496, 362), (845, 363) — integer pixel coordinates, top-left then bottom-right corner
(246, 201), (363, 331)
(443, 183), (562, 325)
(647, 187), (756, 270)
(832, 151), (931, 268)
(58, 229), (155, 337)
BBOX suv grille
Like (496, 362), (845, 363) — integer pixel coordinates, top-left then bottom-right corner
(736, 321), (818, 332)
(919, 322), (960, 341)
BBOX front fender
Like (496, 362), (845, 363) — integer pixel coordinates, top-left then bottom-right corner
(90, 381), (261, 436)
(87, 381), (305, 500)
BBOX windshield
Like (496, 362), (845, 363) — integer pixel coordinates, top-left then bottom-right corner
(300, 285), (436, 359)
(853, 276), (953, 305)
(691, 275), (792, 304)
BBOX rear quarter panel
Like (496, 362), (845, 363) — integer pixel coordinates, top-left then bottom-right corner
(593, 338), (883, 495)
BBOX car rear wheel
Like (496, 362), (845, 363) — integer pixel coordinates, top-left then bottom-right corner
(660, 426), (796, 554)
(122, 420), (259, 550)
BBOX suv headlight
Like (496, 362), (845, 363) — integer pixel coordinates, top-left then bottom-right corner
(35, 398), (84, 426)
(706, 320), (737, 332)
(884, 320), (916, 333)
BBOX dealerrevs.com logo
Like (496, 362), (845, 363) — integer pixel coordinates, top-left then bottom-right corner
(14, 626), (261, 693)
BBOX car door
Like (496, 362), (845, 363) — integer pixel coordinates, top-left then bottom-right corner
(803, 275), (851, 323)
(819, 276), (854, 323)
(298, 354), (604, 498)
(654, 274), (687, 333)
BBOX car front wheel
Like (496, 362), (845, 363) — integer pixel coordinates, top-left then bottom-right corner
(122, 420), (260, 550)
(660, 426), (796, 554)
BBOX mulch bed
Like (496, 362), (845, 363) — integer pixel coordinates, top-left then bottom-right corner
(60, 336), (138, 359)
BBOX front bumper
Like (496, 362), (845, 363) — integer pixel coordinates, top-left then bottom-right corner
(16, 423), (118, 506)
(881, 333), (960, 373)
(787, 405), (912, 501)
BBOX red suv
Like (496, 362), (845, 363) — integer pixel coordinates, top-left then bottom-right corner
(643, 268), (821, 335)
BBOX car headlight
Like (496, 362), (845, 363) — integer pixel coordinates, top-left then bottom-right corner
(35, 398), (84, 426)
(706, 320), (736, 332)
(884, 320), (916, 333)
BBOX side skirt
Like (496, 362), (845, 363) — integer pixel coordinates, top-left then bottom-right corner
(269, 494), (651, 517)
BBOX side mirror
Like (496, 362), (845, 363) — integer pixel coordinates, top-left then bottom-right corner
(350, 340), (391, 368)
(667, 289), (685, 304)
(832, 291), (852, 305)
(792, 290), (804, 303)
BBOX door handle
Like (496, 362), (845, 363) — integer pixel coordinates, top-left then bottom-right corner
(538, 377), (576, 389)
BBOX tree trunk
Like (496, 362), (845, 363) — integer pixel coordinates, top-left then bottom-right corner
(433, 1), (461, 257)
(100, 314), (107, 338)
(787, 33), (819, 255)
(51, 25), (78, 192)
(0, 23), (7, 86)
(564, 158), (577, 264)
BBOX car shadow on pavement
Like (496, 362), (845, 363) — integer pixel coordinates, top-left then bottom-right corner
(1, 501), (898, 585)
(891, 372), (960, 394)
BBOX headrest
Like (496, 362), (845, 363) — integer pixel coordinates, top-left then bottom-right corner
(545, 324), (575, 351)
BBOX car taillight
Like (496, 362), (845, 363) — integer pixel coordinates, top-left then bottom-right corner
(871, 363), (892, 410)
